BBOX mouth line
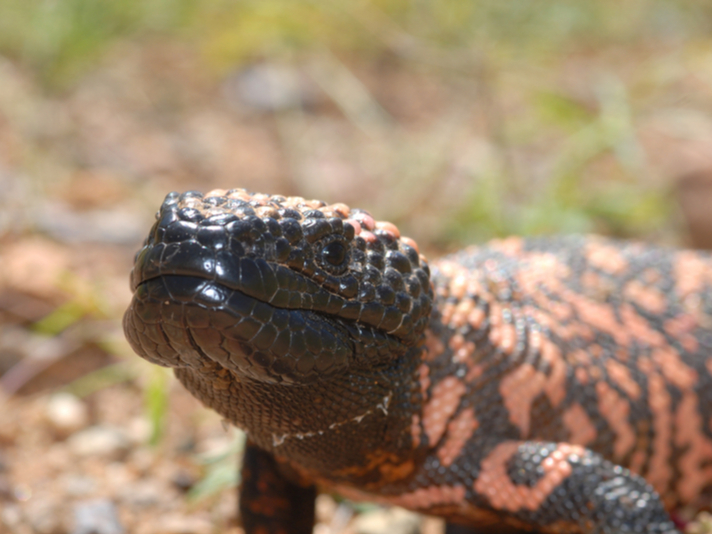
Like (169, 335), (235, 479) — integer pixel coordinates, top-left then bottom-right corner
(136, 271), (303, 314)
(135, 273), (355, 335)
(134, 272), (401, 350)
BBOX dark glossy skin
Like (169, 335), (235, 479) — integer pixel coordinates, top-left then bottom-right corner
(124, 189), (712, 534)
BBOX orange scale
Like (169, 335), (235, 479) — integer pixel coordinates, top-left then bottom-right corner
(206, 188), (228, 197)
(376, 221), (400, 238)
(330, 203), (351, 218)
(401, 236), (419, 253)
(344, 219), (362, 234)
(360, 230), (377, 243)
(354, 213), (376, 231)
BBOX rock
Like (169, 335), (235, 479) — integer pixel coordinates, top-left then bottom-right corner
(0, 325), (25, 376)
(67, 425), (130, 460)
(223, 63), (316, 112)
(688, 512), (712, 534)
(126, 416), (151, 444)
(45, 393), (89, 437)
(1, 505), (23, 532)
(119, 479), (165, 509)
(0, 477), (11, 501)
(170, 469), (196, 493)
(128, 448), (156, 475)
(315, 493), (337, 522)
(104, 462), (133, 492)
(25, 496), (65, 534)
(149, 514), (212, 534)
(72, 499), (125, 534)
(195, 435), (234, 456)
(62, 474), (98, 497)
(353, 507), (422, 534)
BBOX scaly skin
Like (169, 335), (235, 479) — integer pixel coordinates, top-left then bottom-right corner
(124, 189), (712, 534)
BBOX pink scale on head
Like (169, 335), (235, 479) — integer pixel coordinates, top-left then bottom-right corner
(206, 188), (228, 197)
(305, 199), (326, 209)
(227, 189), (253, 201)
(375, 221), (401, 239)
(181, 193), (200, 204)
(344, 219), (362, 235)
(329, 203), (351, 218)
(255, 206), (279, 218)
(353, 212), (376, 231)
(401, 236), (419, 254)
(252, 193), (270, 204)
(360, 231), (377, 244)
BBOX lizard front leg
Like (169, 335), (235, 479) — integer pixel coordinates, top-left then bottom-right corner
(471, 440), (679, 534)
(240, 441), (317, 534)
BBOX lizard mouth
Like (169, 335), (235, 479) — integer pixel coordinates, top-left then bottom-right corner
(124, 272), (360, 385)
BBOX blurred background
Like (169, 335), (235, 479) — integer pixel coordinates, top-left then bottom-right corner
(1, 1), (712, 533)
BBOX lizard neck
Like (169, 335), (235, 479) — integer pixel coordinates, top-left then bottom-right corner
(174, 345), (426, 489)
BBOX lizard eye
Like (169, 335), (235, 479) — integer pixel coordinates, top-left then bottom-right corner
(319, 240), (349, 273)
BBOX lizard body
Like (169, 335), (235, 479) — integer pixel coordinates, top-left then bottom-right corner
(124, 189), (712, 534)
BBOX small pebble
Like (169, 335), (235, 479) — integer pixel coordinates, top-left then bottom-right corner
(315, 494), (337, 522)
(25, 496), (64, 534)
(45, 393), (89, 437)
(73, 499), (125, 534)
(120, 480), (165, 509)
(0, 475), (13, 500)
(149, 514), (212, 534)
(196, 435), (233, 455)
(129, 448), (156, 475)
(687, 512), (712, 534)
(1, 505), (22, 530)
(223, 63), (314, 112)
(171, 470), (196, 493)
(13, 483), (32, 502)
(62, 474), (98, 497)
(67, 426), (130, 460)
(353, 508), (422, 534)
(126, 417), (151, 444)
(105, 462), (133, 490)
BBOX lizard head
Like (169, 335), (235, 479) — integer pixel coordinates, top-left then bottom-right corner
(124, 189), (433, 385)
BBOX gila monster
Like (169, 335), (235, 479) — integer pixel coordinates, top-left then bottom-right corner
(123, 189), (712, 534)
